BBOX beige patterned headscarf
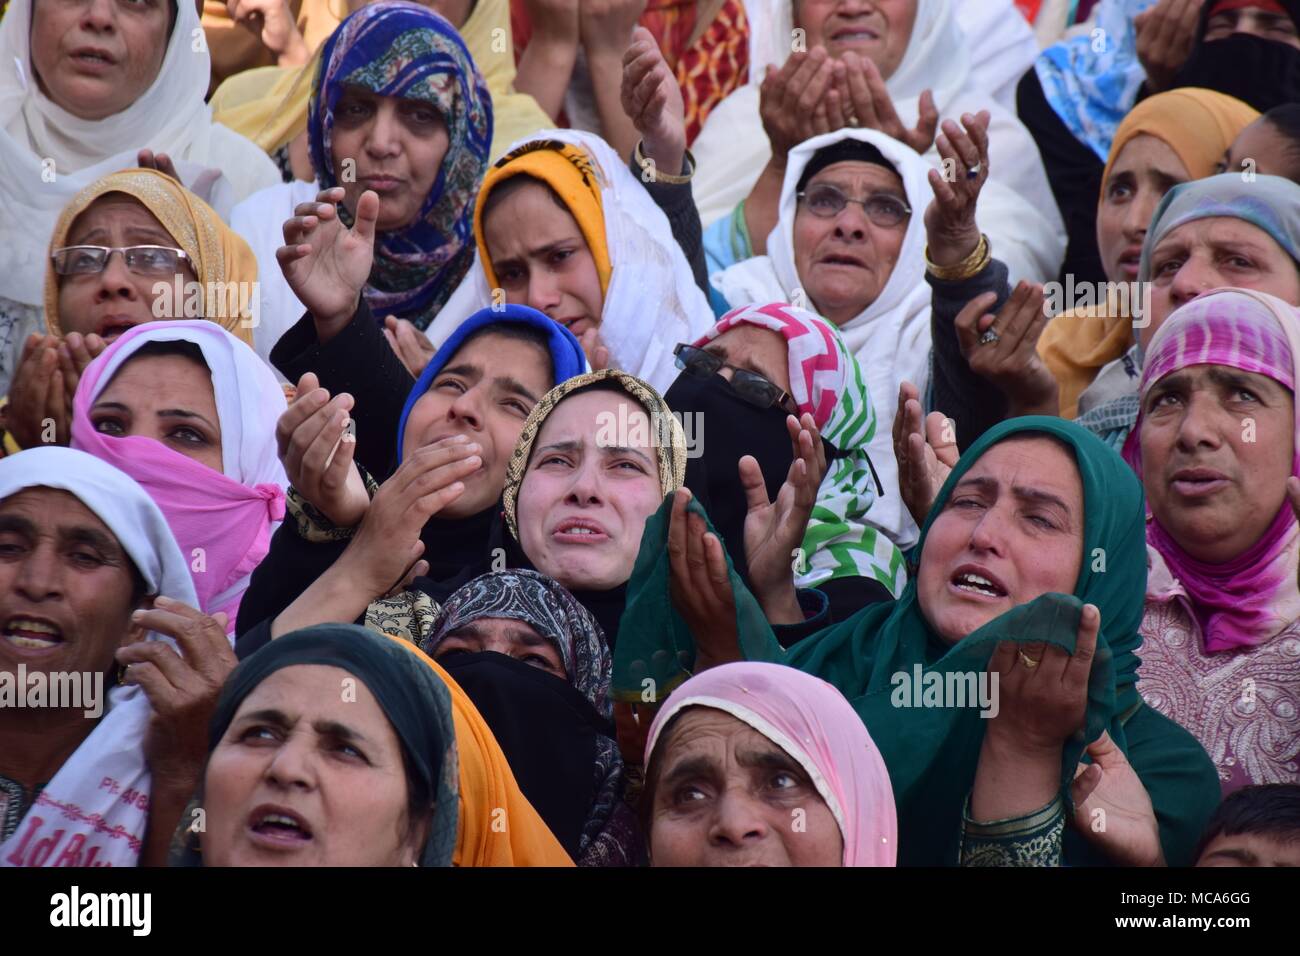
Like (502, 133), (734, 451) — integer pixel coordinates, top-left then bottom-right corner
(502, 369), (686, 541)
(43, 168), (258, 345)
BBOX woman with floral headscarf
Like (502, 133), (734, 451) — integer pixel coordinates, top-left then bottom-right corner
(422, 569), (639, 865)
(231, 1), (492, 366)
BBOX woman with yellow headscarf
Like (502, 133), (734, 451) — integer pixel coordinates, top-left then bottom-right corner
(1038, 88), (1260, 419)
(0, 168), (261, 455)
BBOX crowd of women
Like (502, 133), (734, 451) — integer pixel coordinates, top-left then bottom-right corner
(1, 0), (1299, 868)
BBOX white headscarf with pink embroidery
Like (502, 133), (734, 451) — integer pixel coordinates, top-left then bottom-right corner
(692, 303), (906, 596)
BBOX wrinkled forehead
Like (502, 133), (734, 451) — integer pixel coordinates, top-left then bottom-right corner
(0, 486), (115, 537)
(538, 389), (659, 449)
(67, 194), (174, 244)
(807, 160), (907, 197)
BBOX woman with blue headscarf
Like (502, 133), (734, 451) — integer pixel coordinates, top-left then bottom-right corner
(231, 1), (492, 368)
(234, 304), (586, 642)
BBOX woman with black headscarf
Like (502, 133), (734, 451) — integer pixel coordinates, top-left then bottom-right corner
(422, 569), (639, 866)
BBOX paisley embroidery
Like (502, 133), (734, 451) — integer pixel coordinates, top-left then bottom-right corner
(1137, 599), (1300, 788)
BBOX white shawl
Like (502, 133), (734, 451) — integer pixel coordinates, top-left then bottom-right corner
(712, 129), (934, 550)
(0, 0), (280, 307)
(692, 0), (1064, 284)
(429, 129), (716, 393)
(0, 447), (203, 868)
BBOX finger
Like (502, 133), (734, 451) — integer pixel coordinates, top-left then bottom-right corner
(117, 660), (178, 712)
(953, 291), (998, 356)
(282, 393), (343, 473)
(401, 452), (483, 507)
(275, 380), (327, 455)
(1063, 603), (1100, 692)
(795, 56), (835, 121)
(964, 110), (991, 164)
(667, 487), (691, 570)
(925, 411), (958, 464)
(824, 86), (846, 132)
(927, 167), (959, 211)
(1070, 761), (1104, 807)
(321, 415), (357, 483)
(860, 55), (898, 131)
(116, 637), (191, 690)
(893, 381), (920, 450)
(685, 509), (710, 578)
(915, 90), (940, 147)
(703, 532), (735, 607)
(995, 282), (1042, 355)
(988, 639), (1019, 677)
(843, 53), (876, 127)
(280, 215), (319, 246)
(391, 435), (478, 492)
(940, 118), (980, 174)
(138, 597), (235, 680)
(302, 402), (356, 483)
(738, 454), (770, 513)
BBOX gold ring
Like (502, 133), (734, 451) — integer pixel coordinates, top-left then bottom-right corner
(1017, 649), (1040, 669)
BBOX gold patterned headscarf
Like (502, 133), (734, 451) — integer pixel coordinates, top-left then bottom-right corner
(502, 369), (686, 541)
(43, 169), (259, 345)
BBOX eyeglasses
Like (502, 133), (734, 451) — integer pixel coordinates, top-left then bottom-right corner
(51, 245), (191, 277)
(674, 343), (794, 412)
(796, 184), (911, 227)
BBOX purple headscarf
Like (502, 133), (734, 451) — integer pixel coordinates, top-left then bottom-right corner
(1125, 288), (1300, 652)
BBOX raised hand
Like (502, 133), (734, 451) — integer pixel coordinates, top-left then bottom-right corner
(954, 283), (1060, 418)
(621, 26), (686, 177)
(276, 372), (370, 528)
(1135, 0), (1202, 93)
(923, 111), (990, 267)
(892, 381), (957, 527)
(742, 412), (826, 625)
(339, 435), (483, 598)
(579, 326), (611, 370)
(383, 315), (436, 378)
(579, 0), (647, 58)
(136, 149), (180, 184)
(760, 48), (837, 160)
(226, 0), (310, 65)
(1071, 730), (1166, 867)
(667, 488), (741, 672)
(118, 597), (239, 793)
(838, 51), (938, 154)
(5, 334), (75, 448)
(277, 186), (378, 341)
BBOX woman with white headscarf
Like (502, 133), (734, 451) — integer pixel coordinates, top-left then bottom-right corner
(712, 128), (934, 548)
(694, 0), (1064, 286)
(0, 0), (279, 392)
(430, 129), (716, 393)
(69, 321), (288, 634)
(0, 447), (236, 867)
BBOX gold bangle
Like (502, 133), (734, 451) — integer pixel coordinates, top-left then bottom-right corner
(634, 140), (695, 184)
(925, 233), (990, 281)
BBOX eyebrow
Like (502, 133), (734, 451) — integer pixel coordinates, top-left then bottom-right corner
(952, 475), (1074, 516)
(661, 754), (720, 788)
(312, 718), (372, 748)
(0, 513), (122, 555)
(702, 343), (771, 380)
(598, 443), (655, 468)
(92, 400), (219, 433)
(814, 177), (905, 200)
(447, 621), (552, 648)
(735, 746), (806, 778)
(494, 376), (540, 403)
(1151, 367), (1284, 398)
(235, 708), (372, 747)
(68, 226), (176, 246)
(1201, 847), (1259, 865)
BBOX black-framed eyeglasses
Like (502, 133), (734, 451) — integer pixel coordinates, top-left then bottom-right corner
(796, 183), (911, 227)
(51, 245), (191, 277)
(673, 343), (795, 412)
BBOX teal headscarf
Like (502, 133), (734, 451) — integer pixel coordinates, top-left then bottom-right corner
(615, 417), (1217, 864)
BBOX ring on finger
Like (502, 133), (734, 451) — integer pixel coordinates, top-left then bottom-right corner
(979, 327), (1000, 346)
(1017, 649), (1040, 669)
(966, 161), (982, 180)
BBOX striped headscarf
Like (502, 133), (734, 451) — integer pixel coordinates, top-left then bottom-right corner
(691, 303), (907, 597)
(308, 1), (492, 329)
(1125, 288), (1300, 653)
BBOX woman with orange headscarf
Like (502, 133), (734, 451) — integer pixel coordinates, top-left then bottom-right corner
(1038, 87), (1259, 419)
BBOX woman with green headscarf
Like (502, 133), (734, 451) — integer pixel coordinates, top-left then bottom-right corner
(614, 416), (1220, 866)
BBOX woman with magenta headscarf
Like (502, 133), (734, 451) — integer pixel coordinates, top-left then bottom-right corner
(70, 321), (288, 633)
(1126, 288), (1300, 792)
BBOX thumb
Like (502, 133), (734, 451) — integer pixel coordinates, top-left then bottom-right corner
(353, 190), (380, 244)
(1071, 760), (1104, 808)
(738, 454), (770, 512)
(1084, 729), (1124, 768)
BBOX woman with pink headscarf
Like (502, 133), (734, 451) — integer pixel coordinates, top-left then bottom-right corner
(640, 661), (896, 867)
(70, 320), (288, 634)
(1126, 288), (1300, 792)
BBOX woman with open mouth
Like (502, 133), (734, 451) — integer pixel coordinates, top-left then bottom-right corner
(613, 415), (1222, 866)
(1, 169), (263, 455)
(1125, 288), (1300, 792)
(188, 622), (571, 866)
